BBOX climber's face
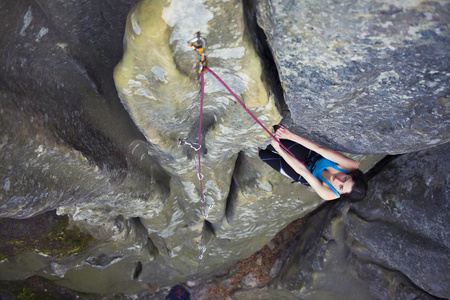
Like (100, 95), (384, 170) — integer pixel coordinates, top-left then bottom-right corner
(331, 173), (354, 195)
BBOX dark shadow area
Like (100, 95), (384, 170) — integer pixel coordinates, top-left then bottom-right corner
(204, 220), (216, 238)
(0, 0), (144, 172)
(0, 276), (89, 299)
(243, 0), (291, 121)
(133, 261), (143, 280)
(181, 112), (216, 160)
(365, 154), (401, 180)
(224, 177), (238, 224)
(133, 217), (161, 260)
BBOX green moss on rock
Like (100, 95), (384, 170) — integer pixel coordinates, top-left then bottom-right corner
(0, 211), (98, 260)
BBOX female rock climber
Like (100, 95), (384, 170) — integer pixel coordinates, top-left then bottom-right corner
(259, 125), (368, 202)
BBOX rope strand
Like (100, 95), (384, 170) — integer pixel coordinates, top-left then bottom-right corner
(204, 67), (304, 164)
(189, 34), (304, 298)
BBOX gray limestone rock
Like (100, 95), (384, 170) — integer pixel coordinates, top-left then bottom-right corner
(241, 272), (259, 288)
(0, 0), (328, 292)
(270, 143), (449, 299)
(0, 0), (448, 296)
(256, 0), (450, 154)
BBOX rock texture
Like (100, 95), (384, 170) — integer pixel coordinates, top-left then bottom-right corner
(0, 0), (448, 295)
(256, 0), (450, 154)
(269, 143), (449, 299)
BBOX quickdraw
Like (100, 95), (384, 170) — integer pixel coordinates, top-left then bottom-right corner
(188, 31), (208, 73)
(189, 32), (208, 299)
(188, 32), (301, 159)
(178, 138), (201, 151)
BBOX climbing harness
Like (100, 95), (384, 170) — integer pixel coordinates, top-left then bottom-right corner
(185, 32), (304, 298)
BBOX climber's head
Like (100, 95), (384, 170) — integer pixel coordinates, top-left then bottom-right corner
(339, 169), (368, 202)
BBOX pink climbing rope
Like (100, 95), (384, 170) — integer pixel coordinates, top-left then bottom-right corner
(204, 67), (304, 164)
(198, 72), (207, 219)
(189, 33), (306, 298)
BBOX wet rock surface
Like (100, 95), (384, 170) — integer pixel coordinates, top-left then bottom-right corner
(0, 0), (449, 296)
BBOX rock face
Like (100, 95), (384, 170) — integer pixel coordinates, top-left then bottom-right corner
(256, 0), (450, 154)
(0, 0), (448, 295)
(269, 143), (450, 299)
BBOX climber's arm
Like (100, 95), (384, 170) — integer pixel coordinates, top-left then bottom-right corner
(274, 125), (358, 170)
(270, 140), (339, 201)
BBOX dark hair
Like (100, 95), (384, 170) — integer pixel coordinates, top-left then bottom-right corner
(340, 169), (368, 202)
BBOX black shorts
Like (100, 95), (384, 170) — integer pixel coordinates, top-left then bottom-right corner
(259, 139), (318, 185)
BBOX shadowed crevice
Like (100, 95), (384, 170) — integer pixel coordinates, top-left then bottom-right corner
(224, 177), (238, 224)
(365, 154), (401, 180)
(224, 151), (247, 224)
(182, 112), (215, 160)
(130, 217), (160, 258)
(243, 0), (291, 122)
(204, 219), (216, 238)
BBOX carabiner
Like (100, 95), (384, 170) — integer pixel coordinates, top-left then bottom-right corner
(179, 138), (201, 151)
(188, 31), (206, 50)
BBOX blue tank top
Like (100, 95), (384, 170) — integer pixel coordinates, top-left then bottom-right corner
(308, 156), (349, 198)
